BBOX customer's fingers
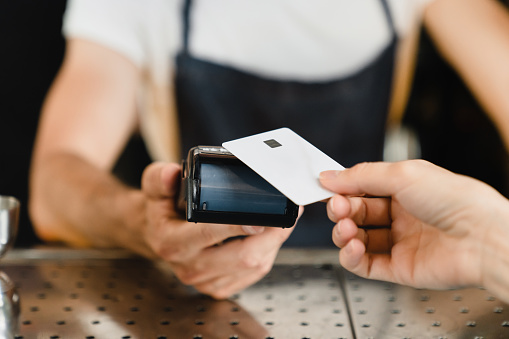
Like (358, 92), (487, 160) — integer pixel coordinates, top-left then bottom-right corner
(332, 218), (358, 248)
(333, 219), (392, 253)
(327, 195), (391, 225)
(347, 196), (392, 225)
(325, 195), (351, 223)
(320, 160), (438, 197)
(339, 239), (394, 282)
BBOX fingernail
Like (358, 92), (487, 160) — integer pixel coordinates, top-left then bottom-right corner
(242, 225), (265, 235)
(328, 195), (338, 220)
(334, 219), (342, 238)
(319, 170), (341, 181)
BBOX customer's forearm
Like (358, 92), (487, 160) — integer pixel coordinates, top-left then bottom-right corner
(30, 152), (153, 257)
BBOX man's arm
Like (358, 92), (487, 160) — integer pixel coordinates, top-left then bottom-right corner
(424, 0), (509, 149)
(30, 39), (152, 254)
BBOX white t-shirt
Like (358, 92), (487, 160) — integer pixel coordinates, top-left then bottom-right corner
(63, 0), (433, 161)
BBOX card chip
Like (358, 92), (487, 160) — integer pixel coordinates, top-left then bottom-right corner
(264, 139), (282, 148)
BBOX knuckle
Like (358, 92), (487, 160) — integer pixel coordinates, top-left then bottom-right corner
(176, 271), (198, 286)
(156, 244), (188, 263)
(393, 159), (429, 179)
(199, 225), (220, 244)
(238, 252), (263, 270)
(348, 198), (364, 224)
(352, 162), (373, 189)
(171, 259), (210, 286)
(348, 198), (365, 222)
(359, 199), (370, 225)
(238, 253), (273, 276)
(412, 159), (433, 168)
(352, 161), (372, 175)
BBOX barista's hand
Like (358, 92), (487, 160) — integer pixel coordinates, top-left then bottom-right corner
(141, 162), (295, 299)
(319, 160), (509, 295)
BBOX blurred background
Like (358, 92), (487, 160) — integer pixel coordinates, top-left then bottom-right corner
(1, 0), (508, 247)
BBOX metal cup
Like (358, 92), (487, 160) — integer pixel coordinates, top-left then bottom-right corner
(0, 197), (19, 259)
(0, 196), (20, 338)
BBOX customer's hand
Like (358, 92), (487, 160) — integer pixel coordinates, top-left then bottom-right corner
(141, 162), (295, 299)
(319, 160), (509, 300)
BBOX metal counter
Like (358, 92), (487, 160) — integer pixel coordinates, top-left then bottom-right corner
(3, 248), (509, 339)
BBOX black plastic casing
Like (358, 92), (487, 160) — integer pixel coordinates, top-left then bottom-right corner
(177, 146), (299, 228)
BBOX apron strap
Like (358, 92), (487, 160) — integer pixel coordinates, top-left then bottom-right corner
(181, 0), (192, 54)
(380, 0), (397, 38)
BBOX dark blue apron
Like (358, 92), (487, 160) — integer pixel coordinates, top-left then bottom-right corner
(175, 0), (397, 247)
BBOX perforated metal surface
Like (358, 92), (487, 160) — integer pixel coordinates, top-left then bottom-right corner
(2, 249), (509, 339)
(3, 249), (351, 339)
(343, 272), (509, 339)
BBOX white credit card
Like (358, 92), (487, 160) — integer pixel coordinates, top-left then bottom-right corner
(222, 127), (344, 206)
